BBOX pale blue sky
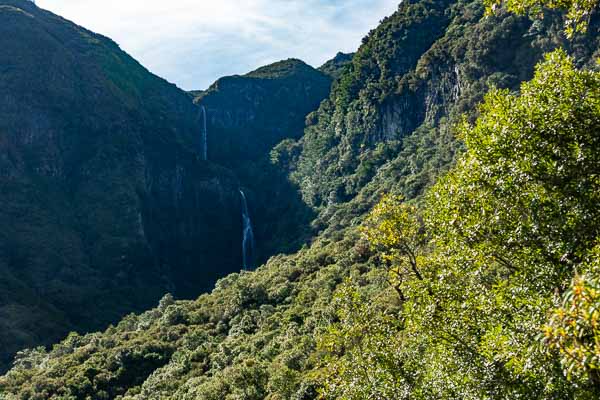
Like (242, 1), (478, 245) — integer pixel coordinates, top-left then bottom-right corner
(36, 0), (399, 90)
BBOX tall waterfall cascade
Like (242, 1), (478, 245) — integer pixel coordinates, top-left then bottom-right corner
(200, 106), (208, 161)
(239, 190), (255, 270)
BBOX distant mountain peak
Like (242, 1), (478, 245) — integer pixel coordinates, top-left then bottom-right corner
(318, 52), (355, 79)
(244, 58), (316, 79)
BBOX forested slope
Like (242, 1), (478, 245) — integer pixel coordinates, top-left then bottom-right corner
(0, 1), (338, 373)
(1, 0), (599, 398)
(279, 0), (599, 233)
(0, 0), (240, 371)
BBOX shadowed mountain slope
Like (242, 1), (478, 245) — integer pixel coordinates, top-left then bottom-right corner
(0, 0), (244, 371)
(192, 59), (331, 264)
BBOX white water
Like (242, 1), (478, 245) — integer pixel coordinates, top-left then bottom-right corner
(239, 190), (255, 270)
(201, 106), (208, 161)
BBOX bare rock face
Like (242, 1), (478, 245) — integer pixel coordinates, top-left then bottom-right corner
(0, 0), (243, 370)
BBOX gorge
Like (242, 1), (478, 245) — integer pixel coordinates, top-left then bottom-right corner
(1, 0), (600, 398)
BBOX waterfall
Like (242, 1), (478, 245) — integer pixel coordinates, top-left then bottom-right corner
(239, 190), (255, 270)
(200, 105), (208, 161)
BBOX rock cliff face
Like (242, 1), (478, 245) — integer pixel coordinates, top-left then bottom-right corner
(0, 0), (243, 370)
(289, 0), (600, 229)
(193, 59), (332, 263)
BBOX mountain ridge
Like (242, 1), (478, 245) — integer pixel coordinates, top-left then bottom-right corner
(1, 0), (600, 398)
(0, 0), (245, 371)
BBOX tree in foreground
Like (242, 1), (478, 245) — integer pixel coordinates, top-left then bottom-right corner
(319, 50), (600, 399)
(485, 0), (599, 37)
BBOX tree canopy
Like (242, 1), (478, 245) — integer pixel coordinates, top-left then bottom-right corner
(320, 49), (600, 399)
(485, 0), (600, 36)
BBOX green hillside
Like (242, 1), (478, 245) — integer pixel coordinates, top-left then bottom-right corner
(1, 0), (600, 398)
(0, 0), (342, 373)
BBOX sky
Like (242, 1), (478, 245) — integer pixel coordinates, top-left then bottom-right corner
(35, 0), (399, 90)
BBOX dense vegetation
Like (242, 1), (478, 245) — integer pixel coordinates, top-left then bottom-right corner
(0, 0), (243, 372)
(320, 50), (600, 398)
(280, 0), (599, 236)
(0, 1), (336, 373)
(1, 0), (600, 398)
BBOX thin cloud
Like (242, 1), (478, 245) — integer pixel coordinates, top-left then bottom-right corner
(36, 0), (399, 90)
